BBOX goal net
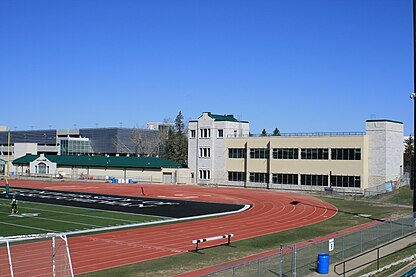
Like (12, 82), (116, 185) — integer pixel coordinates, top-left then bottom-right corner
(0, 233), (74, 277)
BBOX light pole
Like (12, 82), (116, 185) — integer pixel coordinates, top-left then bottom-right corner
(413, 0), (416, 227)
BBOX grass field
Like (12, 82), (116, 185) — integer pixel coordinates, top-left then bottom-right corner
(0, 198), (165, 237)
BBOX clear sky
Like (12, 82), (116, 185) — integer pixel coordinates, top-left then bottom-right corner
(0, 0), (413, 134)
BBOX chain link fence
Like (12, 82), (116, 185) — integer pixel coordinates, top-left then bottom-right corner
(202, 215), (415, 277)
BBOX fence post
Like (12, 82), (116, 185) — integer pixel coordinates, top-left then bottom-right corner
(342, 236), (345, 260)
(292, 244), (297, 277)
(279, 244), (283, 277)
(390, 220), (393, 240)
(257, 260), (260, 277)
(377, 248), (380, 270)
(401, 218), (404, 236)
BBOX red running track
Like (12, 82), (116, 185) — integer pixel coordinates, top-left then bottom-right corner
(1, 180), (337, 276)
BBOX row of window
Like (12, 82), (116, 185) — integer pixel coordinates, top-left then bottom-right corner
(227, 171), (361, 188)
(229, 148), (246, 158)
(228, 148), (361, 160)
(331, 175), (361, 188)
(272, 173), (298, 185)
(199, 170), (211, 180)
(273, 148), (298, 159)
(190, 129), (224, 139)
(199, 147), (211, 158)
(301, 148), (329, 160)
(250, 148), (269, 159)
(228, 171), (246, 182)
(331, 148), (361, 160)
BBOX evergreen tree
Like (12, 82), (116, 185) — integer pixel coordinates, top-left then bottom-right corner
(163, 127), (176, 161)
(261, 129), (267, 136)
(273, 128), (281, 136)
(175, 111), (185, 134)
(162, 111), (188, 165)
(404, 134), (414, 188)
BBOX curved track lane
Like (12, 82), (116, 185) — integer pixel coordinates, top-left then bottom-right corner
(2, 180), (337, 276)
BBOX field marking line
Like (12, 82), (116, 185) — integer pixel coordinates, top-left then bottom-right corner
(0, 210), (105, 228)
(0, 221), (57, 233)
(0, 201), (148, 224)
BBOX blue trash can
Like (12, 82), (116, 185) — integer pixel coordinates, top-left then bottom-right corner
(317, 253), (330, 274)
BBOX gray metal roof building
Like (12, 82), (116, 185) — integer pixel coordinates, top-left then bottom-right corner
(0, 127), (168, 157)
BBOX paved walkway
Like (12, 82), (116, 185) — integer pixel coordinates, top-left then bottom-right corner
(307, 232), (416, 277)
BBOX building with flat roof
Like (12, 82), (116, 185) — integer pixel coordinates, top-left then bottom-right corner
(188, 112), (404, 191)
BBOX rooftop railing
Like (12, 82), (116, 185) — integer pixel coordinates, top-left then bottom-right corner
(228, 132), (365, 138)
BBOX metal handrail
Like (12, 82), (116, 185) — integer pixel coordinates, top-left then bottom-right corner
(334, 230), (416, 276)
(228, 132), (366, 138)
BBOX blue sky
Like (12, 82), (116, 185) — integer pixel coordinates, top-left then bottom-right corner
(0, 0), (413, 134)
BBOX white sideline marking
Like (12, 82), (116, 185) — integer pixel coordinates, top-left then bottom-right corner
(0, 221), (56, 232)
(8, 213), (39, 218)
(0, 208), (103, 228)
(44, 186), (98, 190)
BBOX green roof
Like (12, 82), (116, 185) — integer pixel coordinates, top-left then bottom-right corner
(206, 112), (249, 123)
(12, 155), (182, 169)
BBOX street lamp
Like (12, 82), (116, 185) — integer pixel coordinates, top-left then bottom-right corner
(413, 0), (416, 227)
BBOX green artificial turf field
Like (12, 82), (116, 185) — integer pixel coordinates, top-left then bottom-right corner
(0, 198), (164, 237)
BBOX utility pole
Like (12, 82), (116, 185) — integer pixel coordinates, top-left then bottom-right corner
(413, 0), (416, 227)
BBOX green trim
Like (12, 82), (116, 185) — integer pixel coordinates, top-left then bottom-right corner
(204, 112), (249, 123)
(12, 154), (182, 169)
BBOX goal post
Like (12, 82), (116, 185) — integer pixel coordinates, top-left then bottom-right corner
(0, 233), (74, 277)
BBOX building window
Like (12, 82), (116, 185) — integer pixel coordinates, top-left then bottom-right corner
(331, 148), (361, 160)
(60, 138), (93, 156)
(200, 128), (211, 138)
(229, 148), (246, 159)
(272, 173), (298, 185)
(249, 172), (269, 183)
(331, 175), (361, 188)
(199, 147), (211, 158)
(301, 148), (329, 160)
(38, 162), (47, 174)
(199, 169), (211, 180)
(190, 130), (196, 138)
(228, 171), (246, 182)
(300, 174), (328, 186)
(218, 129), (224, 138)
(250, 148), (269, 159)
(272, 148), (299, 159)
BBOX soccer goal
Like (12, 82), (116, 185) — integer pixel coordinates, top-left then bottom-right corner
(0, 233), (74, 277)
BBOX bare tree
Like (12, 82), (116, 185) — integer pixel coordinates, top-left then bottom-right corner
(131, 128), (144, 156)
